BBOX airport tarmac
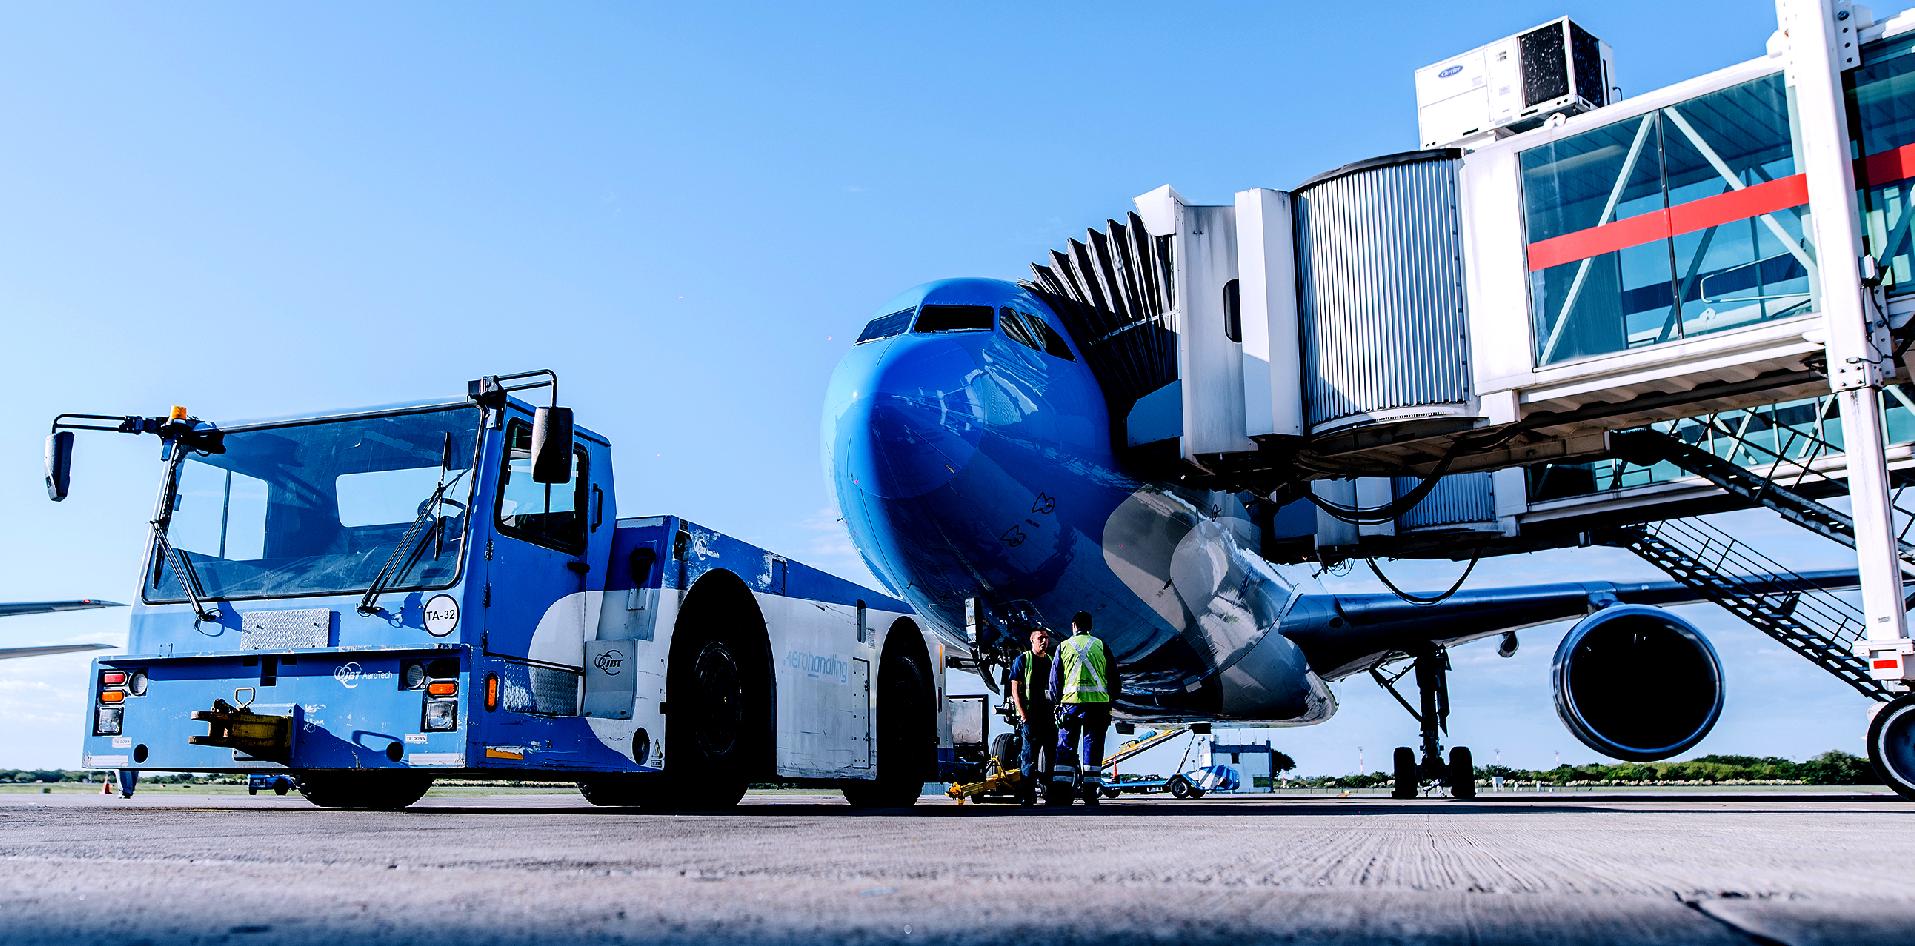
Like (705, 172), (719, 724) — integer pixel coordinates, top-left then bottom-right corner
(2, 790), (1913, 946)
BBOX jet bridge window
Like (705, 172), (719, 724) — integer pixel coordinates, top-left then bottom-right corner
(913, 304), (994, 333)
(1521, 71), (1810, 366)
(496, 419), (588, 554)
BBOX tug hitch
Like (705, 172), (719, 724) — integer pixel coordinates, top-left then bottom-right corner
(189, 699), (292, 762)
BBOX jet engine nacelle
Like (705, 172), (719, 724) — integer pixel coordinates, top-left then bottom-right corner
(1551, 605), (1725, 762)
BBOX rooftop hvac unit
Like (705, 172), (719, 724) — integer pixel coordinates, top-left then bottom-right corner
(1415, 16), (1615, 149)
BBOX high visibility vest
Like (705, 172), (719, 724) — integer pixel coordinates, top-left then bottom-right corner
(1056, 633), (1110, 704)
(1019, 651), (1051, 701)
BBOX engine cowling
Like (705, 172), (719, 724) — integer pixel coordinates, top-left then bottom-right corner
(1551, 605), (1724, 762)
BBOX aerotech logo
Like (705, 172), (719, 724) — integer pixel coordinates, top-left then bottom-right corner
(333, 661), (394, 689)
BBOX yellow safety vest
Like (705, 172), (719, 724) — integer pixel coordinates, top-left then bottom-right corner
(1056, 632), (1110, 704)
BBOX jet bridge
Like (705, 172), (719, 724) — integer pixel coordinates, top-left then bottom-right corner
(1028, 0), (1915, 689)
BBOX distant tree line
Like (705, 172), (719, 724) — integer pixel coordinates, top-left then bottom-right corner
(1280, 751), (1877, 788)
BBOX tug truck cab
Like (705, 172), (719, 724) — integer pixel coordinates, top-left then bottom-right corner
(54, 371), (950, 810)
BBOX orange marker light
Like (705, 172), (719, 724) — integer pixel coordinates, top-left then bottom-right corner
(169, 405), (188, 421)
(484, 673), (499, 711)
(99, 690), (125, 704)
(427, 681), (458, 697)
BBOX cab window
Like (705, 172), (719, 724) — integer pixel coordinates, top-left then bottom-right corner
(495, 419), (588, 553)
(1000, 307), (1043, 352)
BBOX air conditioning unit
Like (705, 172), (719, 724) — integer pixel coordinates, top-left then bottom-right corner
(1415, 16), (1616, 149)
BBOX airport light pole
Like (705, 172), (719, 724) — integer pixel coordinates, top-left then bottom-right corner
(1780, 0), (1915, 685)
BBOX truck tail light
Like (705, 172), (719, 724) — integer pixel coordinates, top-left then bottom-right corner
(484, 673), (499, 711)
(427, 681), (458, 697)
(423, 699), (458, 732)
(100, 670), (126, 686)
(99, 690), (125, 704)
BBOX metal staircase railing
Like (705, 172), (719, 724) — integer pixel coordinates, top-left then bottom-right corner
(1608, 423), (1915, 573)
(1612, 517), (1894, 701)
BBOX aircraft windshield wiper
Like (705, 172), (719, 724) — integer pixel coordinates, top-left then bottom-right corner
(359, 434), (464, 617)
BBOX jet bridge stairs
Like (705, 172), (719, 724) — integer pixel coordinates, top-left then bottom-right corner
(1596, 414), (1915, 701)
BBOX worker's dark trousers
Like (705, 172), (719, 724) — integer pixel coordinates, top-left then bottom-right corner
(1054, 703), (1112, 790)
(1018, 711), (1055, 793)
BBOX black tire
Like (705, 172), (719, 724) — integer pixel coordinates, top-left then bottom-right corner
(295, 772), (433, 810)
(1867, 693), (1915, 800)
(1190, 787), (1206, 799)
(1101, 787), (1120, 799)
(273, 781), (290, 796)
(577, 775), (673, 808)
(1392, 746), (1417, 799)
(1168, 775), (1193, 799)
(990, 731), (1021, 772)
(1448, 746), (1476, 800)
(844, 640), (934, 809)
(248, 786), (258, 796)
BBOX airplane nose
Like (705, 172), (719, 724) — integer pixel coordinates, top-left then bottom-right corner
(829, 338), (986, 500)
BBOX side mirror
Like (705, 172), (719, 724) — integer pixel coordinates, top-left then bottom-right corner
(530, 406), (575, 485)
(45, 431), (74, 502)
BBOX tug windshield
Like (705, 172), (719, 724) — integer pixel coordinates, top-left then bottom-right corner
(146, 406), (482, 603)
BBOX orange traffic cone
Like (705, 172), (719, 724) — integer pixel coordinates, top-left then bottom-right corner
(101, 774), (113, 795)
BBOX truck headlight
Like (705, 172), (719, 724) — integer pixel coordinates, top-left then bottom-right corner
(94, 705), (123, 736)
(423, 699), (458, 732)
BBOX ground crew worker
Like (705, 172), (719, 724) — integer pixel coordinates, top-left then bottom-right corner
(1049, 610), (1119, 805)
(1006, 626), (1055, 806)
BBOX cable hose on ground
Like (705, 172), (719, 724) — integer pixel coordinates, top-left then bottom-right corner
(1366, 553), (1482, 606)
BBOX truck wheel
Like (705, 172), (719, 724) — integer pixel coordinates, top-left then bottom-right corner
(248, 785), (258, 796)
(273, 780), (290, 796)
(1867, 693), (1915, 800)
(1392, 747), (1417, 799)
(844, 640), (933, 809)
(295, 772), (432, 810)
(1168, 775), (1193, 799)
(655, 636), (754, 811)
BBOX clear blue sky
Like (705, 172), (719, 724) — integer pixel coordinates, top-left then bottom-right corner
(0, 1), (1880, 774)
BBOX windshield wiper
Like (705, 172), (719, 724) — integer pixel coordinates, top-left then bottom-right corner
(357, 478), (457, 616)
(155, 530), (218, 623)
(360, 433), (463, 617)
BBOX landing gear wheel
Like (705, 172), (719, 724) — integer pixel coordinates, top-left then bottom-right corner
(295, 772), (433, 810)
(1447, 746), (1476, 800)
(1392, 747), (1417, 799)
(843, 642), (934, 809)
(1168, 775), (1194, 799)
(1867, 693), (1915, 800)
(990, 731), (1022, 775)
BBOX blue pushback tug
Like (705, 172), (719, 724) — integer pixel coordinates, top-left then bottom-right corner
(50, 370), (954, 811)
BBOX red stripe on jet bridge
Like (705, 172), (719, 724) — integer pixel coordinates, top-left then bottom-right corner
(1862, 142), (1915, 185)
(1873, 658), (1902, 670)
(1523, 140), (1915, 272)
(1526, 175), (1810, 272)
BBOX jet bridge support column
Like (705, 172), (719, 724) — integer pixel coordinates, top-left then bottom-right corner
(1783, 0), (1915, 684)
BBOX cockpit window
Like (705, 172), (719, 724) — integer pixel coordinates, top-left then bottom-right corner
(913, 304), (994, 333)
(1000, 307), (1043, 353)
(856, 308), (915, 344)
(1001, 307), (1077, 361)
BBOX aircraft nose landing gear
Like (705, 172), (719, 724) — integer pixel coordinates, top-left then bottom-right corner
(1374, 647), (1476, 800)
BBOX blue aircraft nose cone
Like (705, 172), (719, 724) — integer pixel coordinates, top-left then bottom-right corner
(829, 337), (985, 500)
